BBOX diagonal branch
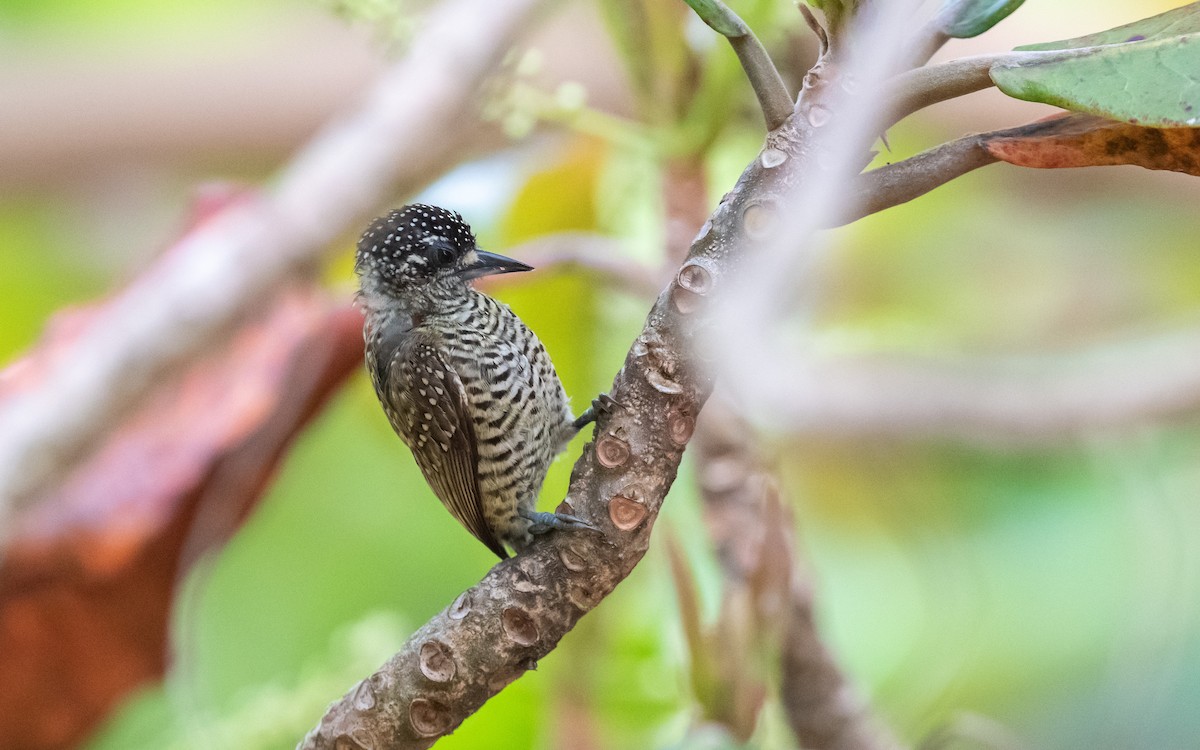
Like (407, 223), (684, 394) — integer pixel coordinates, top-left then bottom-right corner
(908, 24), (951, 71)
(0, 0), (545, 520)
(798, 4), (831, 58)
(681, 0), (794, 130)
(909, 0), (1030, 69)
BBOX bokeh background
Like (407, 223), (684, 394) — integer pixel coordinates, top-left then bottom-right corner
(3, 0), (1200, 748)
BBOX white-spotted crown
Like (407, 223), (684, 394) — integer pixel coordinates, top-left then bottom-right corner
(355, 203), (477, 292)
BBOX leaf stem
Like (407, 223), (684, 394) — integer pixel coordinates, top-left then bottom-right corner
(885, 47), (1099, 130)
(841, 132), (997, 224)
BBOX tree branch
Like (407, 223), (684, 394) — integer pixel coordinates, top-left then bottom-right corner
(760, 327), (1200, 444)
(839, 132), (997, 224)
(781, 587), (904, 750)
(681, 0), (794, 130)
(497, 234), (663, 297)
(882, 47), (1092, 131)
(0, 0), (545, 520)
(884, 52), (1002, 129)
(798, 4), (831, 59)
(908, 24), (950, 70)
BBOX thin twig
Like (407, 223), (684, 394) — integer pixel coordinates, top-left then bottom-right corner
(908, 24), (951, 69)
(883, 47), (1093, 131)
(0, 0), (545, 518)
(797, 4), (830, 58)
(884, 52), (1002, 130)
(781, 590), (904, 750)
(910, 0), (1031, 68)
(681, 0), (794, 130)
(907, 0), (968, 69)
(840, 132), (997, 224)
(497, 234), (663, 297)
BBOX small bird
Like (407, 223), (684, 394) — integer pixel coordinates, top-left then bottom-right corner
(355, 204), (597, 559)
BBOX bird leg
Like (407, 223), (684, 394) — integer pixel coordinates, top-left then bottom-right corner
(519, 507), (596, 536)
(571, 392), (623, 431)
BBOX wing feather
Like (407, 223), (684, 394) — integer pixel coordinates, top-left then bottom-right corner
(386, 338), (508, 559)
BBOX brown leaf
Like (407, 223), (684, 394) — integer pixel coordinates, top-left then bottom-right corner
(983, 112), (1200, 175)
(0, 192), (363, 749)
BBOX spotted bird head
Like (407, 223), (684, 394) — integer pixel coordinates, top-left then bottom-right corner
(355, 204), (531, 311)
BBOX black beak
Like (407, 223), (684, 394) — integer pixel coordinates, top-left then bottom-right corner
(457, 249), (534, 280)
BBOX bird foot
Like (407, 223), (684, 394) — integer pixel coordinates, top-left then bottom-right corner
(572, 392), (624, 431)
(519, 508), (596, 536)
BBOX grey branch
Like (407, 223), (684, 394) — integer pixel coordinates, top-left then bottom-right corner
(884, 53), (1001, 130)
(766, 327), (1200, 444)
(0, 0), (544, 516)
(884, 47), (1095, 131)
(840, 132), (997, 224)
(781, 590), (904, 750)
(499, 234), (663, 297)
(682, 0), (794, 130)
(908, 25), (950, 70)
(798, 4), (831, 57)
(906, 0), (974, 69)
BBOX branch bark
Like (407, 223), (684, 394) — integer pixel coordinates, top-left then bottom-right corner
(0, 0), (545, 519)
(882, 47), (1092, 131)
(841, 132), (997, 224)
(884, 53), (1001, 129)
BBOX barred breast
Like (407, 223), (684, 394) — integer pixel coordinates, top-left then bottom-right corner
(439, 291), (575, 547)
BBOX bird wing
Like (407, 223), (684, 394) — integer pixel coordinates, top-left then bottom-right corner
(387, 337), (509, 560)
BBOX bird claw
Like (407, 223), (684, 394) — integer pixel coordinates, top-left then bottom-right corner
(572, 392), (625, 430)
(594, 393), (624, 415)
(520, 509), (596, 536)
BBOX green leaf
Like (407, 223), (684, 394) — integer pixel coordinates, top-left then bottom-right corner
(680, 0), (745, 37)
(938, 0), (1025, 39)
(1017, 2), (1200, 51)
(991, 35), (1200, 127)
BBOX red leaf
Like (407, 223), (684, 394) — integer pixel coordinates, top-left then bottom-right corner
(984, 112), (1200, 175)
(0, 194), (363, 749)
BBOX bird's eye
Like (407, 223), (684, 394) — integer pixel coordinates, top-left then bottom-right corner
(425, 241), (455, 267)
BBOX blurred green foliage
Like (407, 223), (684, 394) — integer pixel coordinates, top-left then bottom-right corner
(0, 202), (106, 363)
(3, 0), (1199, 748)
